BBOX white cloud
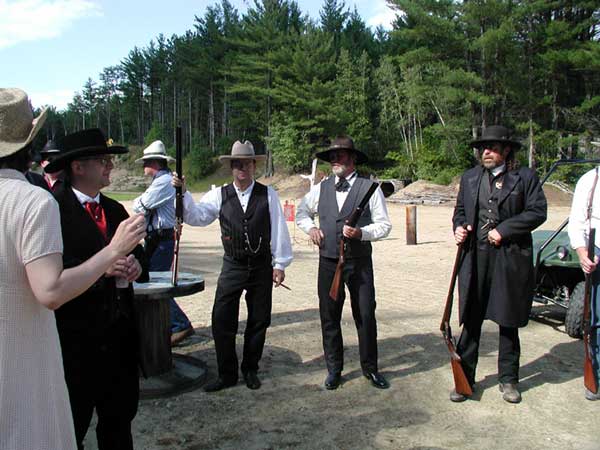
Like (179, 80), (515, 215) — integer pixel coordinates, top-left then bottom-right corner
(364, 0), (398, 29)
(0, 0), (102, 49)
(29, 88), (76, 110)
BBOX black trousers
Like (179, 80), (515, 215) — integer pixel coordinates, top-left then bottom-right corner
(317, 256), (378, 375)
(212, 255), (273, 383)
(457, 244), (521, 385)
(60, 319), (139, 450)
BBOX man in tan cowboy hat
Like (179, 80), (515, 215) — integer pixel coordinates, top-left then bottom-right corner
(296, 136), (392, 390)
(0, 89), (145, 449)
(451, 125), (547, 403)
(133, 140), (194, 345)
(46, 128), (148, 449)
(172, 140), (292, 391)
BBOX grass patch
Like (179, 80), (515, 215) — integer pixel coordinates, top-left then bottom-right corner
(103, 191), (140, 202)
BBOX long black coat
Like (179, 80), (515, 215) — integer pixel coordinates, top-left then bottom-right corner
(452, 165), (547, 328)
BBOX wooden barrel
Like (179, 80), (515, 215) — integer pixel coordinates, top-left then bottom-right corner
(133, 272), (204, 377)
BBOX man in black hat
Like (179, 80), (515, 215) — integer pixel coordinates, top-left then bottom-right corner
(451, 125), (547, 403)
(38, 139), (65, 191)
(46, 128), (147, 449)
(26, 139), (65, 191)
(296, 136), (392, 390)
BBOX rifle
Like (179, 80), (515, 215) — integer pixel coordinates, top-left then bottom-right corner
(583, 227), (598, 394)
(440, 236), (473, 396)
(329, 182), (379, 300)
(171, 126), (183, 286)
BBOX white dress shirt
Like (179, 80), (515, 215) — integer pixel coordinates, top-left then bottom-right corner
(181, 180), (293, 271)
(569, 167), (600, 249)
(71, 187), (100, 206)
(295, 171), (392, 241)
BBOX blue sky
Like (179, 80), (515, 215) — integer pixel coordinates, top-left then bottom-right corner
(0, 0), (399, 111)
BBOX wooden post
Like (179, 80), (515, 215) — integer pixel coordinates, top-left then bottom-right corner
(406, 205), (417, 245)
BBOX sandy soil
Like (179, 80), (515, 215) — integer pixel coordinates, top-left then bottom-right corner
(84, 186), (598, 450)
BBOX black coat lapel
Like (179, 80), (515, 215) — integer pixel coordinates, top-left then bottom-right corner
(467, 166), (484, 209)
(497, 170), (520, 205)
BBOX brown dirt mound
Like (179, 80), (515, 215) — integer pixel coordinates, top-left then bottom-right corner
(257, 173), (315, 201)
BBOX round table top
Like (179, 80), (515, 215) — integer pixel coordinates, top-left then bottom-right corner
(133, 272), (204, 300)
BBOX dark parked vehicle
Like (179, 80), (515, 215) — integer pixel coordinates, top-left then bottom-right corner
(532, 159), (600, 338)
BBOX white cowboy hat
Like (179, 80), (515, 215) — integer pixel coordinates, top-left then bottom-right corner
(135, 140), (175, 163)
(219, 140), (266, 162)
(0, 88), (47, 158)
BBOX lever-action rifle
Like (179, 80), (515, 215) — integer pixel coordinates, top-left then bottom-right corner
(440, 234), (473, 396)
(172, 126), (183, 286)
(329, 182), (379, 300)
(583, 227), (598, 394)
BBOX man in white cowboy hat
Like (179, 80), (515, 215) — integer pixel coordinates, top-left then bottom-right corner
(296, 136), (392, 391)
(46, 128), (148, 449)
(172, 140), (292, 392)
(133, 140), (194, 345)
(451, 125), (547, 404)
(0, 89), (145, 449)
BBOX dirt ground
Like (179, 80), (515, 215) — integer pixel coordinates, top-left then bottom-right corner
(85, 186), (599, 450)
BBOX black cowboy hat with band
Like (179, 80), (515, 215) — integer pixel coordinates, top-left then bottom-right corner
(46, 128), (127, 172)
(315, 136), (369, 165)
(470, 125), (522, 151)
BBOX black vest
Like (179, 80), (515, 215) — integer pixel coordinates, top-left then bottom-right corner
(317, 175), (373, 259)
(476, 171), (504, 241)
(219, 182), (271, 260)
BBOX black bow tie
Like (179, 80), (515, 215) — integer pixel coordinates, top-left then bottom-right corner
(335, 177), (350, 192)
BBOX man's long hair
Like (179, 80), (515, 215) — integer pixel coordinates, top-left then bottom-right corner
(0, 145), (31, 172)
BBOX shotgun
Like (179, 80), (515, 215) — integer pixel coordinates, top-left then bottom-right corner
(329, 181), (379, 300)
(583, 227), (598, 394)
(440, 234), (473, 396)
(171, 126), (183, 286)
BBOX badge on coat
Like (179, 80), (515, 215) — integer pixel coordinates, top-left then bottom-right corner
(495, 180), (503, 190)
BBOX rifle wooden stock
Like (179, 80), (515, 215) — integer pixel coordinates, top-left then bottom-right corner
(440, 239), (473, 396)
(172, 126), (183, 286)
(583, 228), (598, 394)
(329, 240), (345, 300)
(328, 182), (379, 301)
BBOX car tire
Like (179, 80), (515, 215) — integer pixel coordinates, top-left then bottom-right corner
(565, 281), (585, 339)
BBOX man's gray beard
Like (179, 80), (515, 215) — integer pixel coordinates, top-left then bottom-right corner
(482, 160), (498, 170)
(332, 165), (346, 177)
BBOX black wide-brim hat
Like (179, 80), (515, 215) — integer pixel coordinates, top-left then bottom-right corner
(315, 136), (369, 165)
(470, 125), (522, 150)
(46, 128), (127, 172)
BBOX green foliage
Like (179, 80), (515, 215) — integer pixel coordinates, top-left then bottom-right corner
(267, 116), (313, 172)
(144, 122), (164, 146)
(48, 0), (600, 184)
(186, 143), (219, 180)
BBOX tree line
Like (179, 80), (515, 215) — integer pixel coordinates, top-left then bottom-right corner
(40, 0), (600, 184)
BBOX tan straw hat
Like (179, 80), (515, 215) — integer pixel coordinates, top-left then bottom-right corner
(219, 140), (266, 162)
(0, 88), (47, 158)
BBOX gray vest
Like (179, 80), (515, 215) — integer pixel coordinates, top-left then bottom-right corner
(476, 171), (504, 241)
(317, 175), (373, 259)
